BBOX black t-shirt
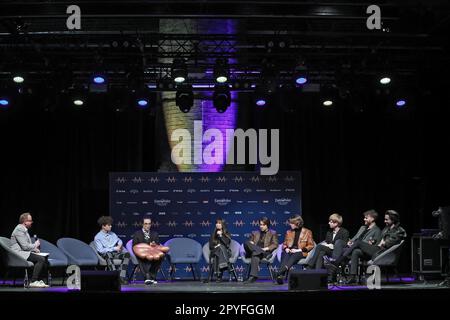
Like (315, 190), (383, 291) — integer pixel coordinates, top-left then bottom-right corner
(291, 228), (302, 249)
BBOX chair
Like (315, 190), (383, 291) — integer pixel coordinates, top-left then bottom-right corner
(239, 243), (277, 281)
(276, 242), (317, 279)
(164, 238), (202, 280)
(39, 239), (69, 285)
(363, 240), (406, 282)
(203, 239), (239, 281)
(0, 236), (34, 285)
(89, 241), (124, 270)
(125, 239), (167, 281)
(56, 238), (99, 267)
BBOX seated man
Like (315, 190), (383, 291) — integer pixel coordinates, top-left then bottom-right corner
(132, 217), (164, 285)
(276, 214), (314, 284)
(243, 217), (278, 283)
(306, 213), (349, 269)
(10, 212), (49, 288)
(94, 216), (130, 284)
(326, 210), (406, 283)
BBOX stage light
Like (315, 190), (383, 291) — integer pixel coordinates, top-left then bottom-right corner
(214, 58), (229, 83)
(13, 75), (25, 84)
(73, 99), (84, 106)
(254, 86), (268, 107)
(213, 84), (231, 113)
(172, 58), (187, 83)
(176, 84), (193, 113)
(295, 76), (307, 85)
(380, 77), (391, 85)
(0, 98), (10, 107)
(92, 74), (106, 84)
(137, 99), (148, 107)
(323, 100), (333, 107)
(396, 99), (406, 107)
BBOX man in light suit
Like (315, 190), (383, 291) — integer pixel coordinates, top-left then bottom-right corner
(10, 212), (49, 288)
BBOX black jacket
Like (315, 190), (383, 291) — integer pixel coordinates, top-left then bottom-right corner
(380, 224), (407, 249)
(325, 228), (349, 244)
(132, 229), (160, 246)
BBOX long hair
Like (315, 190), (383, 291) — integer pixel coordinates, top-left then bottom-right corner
(288, 214), (304, 228)
(210, 218), (231, 246)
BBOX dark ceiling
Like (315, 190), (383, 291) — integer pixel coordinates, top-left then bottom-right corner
(0, 1), (448, 91)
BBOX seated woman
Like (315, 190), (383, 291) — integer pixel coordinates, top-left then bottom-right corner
(276, 214), (314, 284)
(209, 218), (232, 282)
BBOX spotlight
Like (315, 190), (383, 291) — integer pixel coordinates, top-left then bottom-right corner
(172, 58), (187, 83)
(214, 58), (229, 83)
(70, 86), (87, 107)
(0, 98), (10, 107)
(380, 77), (391, 85)
(134, 90), (151, 109)
(320, 84), (337, 108)
(322, 100), (333, 107)
(295, 76), (307, 85)
(254, 87), (268, 107)
(395, 99), (406, 107)
(213, 84), (231, 113)
(92, 74), (106, 84)
(176, 84), (193, 113)
(12, 74), (25, 84)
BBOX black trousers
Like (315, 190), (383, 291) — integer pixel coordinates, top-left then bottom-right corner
(279, 251), (304, 274)
(334, 240), (382, 274)
(27, 253), (49, 282)
(244, 241), (272, 277)
(138, 257), (164, 280)
(307, 244), (333, 269)
(210, 245), (231, 274)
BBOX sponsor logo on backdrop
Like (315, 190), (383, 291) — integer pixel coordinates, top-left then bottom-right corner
(229, 189), (239, 192)
(263, 200), (269, 203)
(152, 221), (160, 228)
(234, 220), (245, 227)
(201, 266), (210, 273)
(270, 220), (278, 226)
(248, 211), (254, 215)
(202, 200), (209, 204)
(158, 212), (166, 216)
(268, 176), (277, 182)
(210, 211), (217, 215)
(167, 221), (177, 227)
(200, 189), (211, 193)
(116, 201), (122, 204)
(284, 176), (295, 182)
(215, 198), (231, 206)
(270, 189), (281, 192)
(149, 177), (159, 183)
(157, 190), (169, 193)
(187, 200), (199, 204)
(247, 200), (258, 204)
(251, 176), (260, 182)
(275, 198), (292, 206)
(132, 177), (143, 183)
(235, 211), (242, 215)
(201, 234), (210, 238)
(126, 201), (138, 204)
(236, 200), (244, 203)
(132, 212), (140, 216)
(173, 189), (183, 193)
(200, 176), (210, 183)
(187, 189), (196, 193)
(200, 220), (211, 227)
(116, 221), (127, 228)
(154, 199), (171, 207)
(143, 190), (153, 193)
(244, 188), (252, 193)
(116, 177), (126, 183)
(217, 176), (227, 182)
(284, 211), (291, 215)
(188, 234), (197, 238)
(251, 220), (259, 227)
(133, 221), (142, 228)
(214, 189), (225, 193)
(183, 221), (194, 227)
(183, 176), (193, 183)
(115, 189), (126, 193)
(224, 211), (230, 215)
(130, 189), (139, 194)
(233, 176), (243, 183)
(177, 201), (183, 204)
(256, 189), (266, 192)
(285, 188), (295, 192)
(166, 176), (177, 183)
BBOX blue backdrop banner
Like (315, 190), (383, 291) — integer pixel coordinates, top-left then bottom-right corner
(110, 171), (302, 279)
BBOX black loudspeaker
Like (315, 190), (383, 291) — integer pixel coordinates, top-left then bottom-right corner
(288, 269), (328, 291)
(81, 270), (121, 292)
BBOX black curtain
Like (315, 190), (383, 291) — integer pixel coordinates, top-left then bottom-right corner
(1, 84), (449, 273)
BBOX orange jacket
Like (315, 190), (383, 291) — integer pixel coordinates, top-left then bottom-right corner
(282, 228), (314, 257)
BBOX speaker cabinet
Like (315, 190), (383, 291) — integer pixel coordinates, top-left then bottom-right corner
(80, 270), (121, 292)
(288, 269), (328, 291)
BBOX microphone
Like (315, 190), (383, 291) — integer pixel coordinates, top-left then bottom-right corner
(33, 234), (38, 242)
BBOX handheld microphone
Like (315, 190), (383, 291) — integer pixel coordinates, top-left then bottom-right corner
(34, 235), (38, 242)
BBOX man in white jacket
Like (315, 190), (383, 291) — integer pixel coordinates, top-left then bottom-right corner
(10, 212), (49, 288)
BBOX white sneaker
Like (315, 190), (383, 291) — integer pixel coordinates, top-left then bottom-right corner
(151, 279), (158, 284)
(144, 279), (152, 285)
(29, 281), (45, 288)
(38, 280), (49, 288)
